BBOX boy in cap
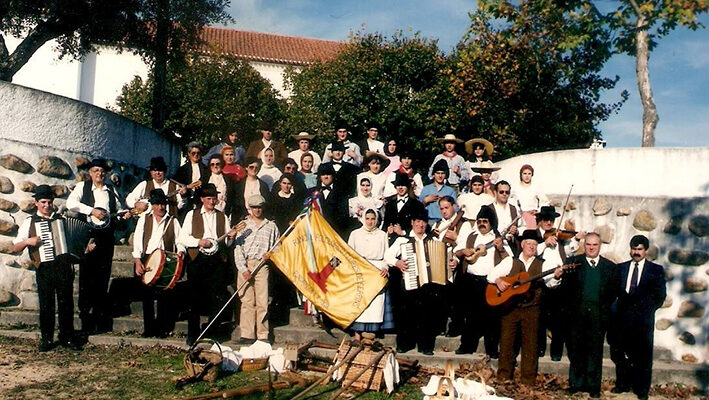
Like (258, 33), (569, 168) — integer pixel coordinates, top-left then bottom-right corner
(132, 189), (186, 337)
(67, 158), (126, 334)
(13, 185), (81, 351)
(233, 194), (280, 344)
(322, 124), (362, 166)
(319, 141), (359, 197)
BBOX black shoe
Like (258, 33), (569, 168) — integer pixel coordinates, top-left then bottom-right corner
(566, 388), (579, 395)
(611, 386), (629, 394)
(59, 339), (83, 351)
(635, 393), (648, 400)
(395, 346), (413, 353)
(455, 346), (474, 355)
(419, 349), (434, 356)
(38, 340), (55, 352)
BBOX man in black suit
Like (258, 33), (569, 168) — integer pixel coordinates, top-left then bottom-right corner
(318, 141), (360, 197)
(308, 163), (350, 238)
(608, 235), (666, 400)
(382, 172), (426, 245)
(560, 232), (620, 398)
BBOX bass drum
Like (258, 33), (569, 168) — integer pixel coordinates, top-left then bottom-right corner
(142, 249), (184, 290)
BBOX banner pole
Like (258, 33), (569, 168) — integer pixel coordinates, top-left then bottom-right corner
(188, 210), (308, 351)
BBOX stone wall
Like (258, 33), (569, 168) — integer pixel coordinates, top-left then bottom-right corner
(0, 81), (180, 312)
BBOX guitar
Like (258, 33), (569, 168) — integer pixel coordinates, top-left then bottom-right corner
(463, 215), (521, 265)
(485, 262), (579, 307)
(129, 180), (202, 216)
(433, 205), (466, 247)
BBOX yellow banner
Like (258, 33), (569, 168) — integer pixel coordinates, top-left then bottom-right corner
(270, 209), (387, 328)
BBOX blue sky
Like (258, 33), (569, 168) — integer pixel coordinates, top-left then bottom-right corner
(224, 0), (709, 148)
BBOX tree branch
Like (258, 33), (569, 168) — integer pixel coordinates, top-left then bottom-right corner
(628, 0), (644, 17)
(0, 19), (71, 81)
(0, 33), (8, 61)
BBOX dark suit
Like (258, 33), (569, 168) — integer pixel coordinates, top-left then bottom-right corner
(308, 185), (350, 237)
(319, 161), (360, 197)
(172, 161), (209, 217)
(608, 259), (666, 398)
(233, 178), (270, 221)
(382, 195), (426, 245)
(560, 255), (620, 396)
(205, 172), (239, 221)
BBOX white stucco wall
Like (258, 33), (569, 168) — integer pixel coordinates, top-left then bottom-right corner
(494, 147), (709, 197)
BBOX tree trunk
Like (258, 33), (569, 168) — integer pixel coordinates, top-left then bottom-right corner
(635, 15), (658, 147)
(151, 0), (170, 133)
(0, 24), (64, 82)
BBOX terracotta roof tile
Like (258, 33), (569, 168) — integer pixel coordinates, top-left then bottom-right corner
(197, 26), (345, 66)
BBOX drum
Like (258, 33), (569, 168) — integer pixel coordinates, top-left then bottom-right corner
(142, 249), (184, 290)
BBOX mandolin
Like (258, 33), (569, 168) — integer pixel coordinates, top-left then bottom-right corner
(464, 215), (521, 265)
(129, 180), (202, 216)
(485, 262), (579, 307)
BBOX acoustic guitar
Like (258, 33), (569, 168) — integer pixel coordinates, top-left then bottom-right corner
(485, 262), (579, 307)
(464, 215), (521, 265)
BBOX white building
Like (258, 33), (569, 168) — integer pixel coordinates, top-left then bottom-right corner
(6, 26), (344, 107)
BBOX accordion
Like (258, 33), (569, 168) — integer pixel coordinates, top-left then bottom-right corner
(400, 239), (453, 291)
(35, 217), (91, 263)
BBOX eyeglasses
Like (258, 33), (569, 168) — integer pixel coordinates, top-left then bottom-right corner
(189, 150), (201, 155)
(247, 165), (258, 169)
(209, 163), (221, 167)
(497, 190), (510, 194)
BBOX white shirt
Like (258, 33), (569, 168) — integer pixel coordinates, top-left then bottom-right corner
(625, 258), (645, 293)
(364, 139), (385, 155)
(432, 214), (473, 249)
(492, 202), (516, 232)
(357, 171), (389, 201)
(258, 164), (282, 190)
(132, 212), (185, 258)
(13, 211), (56, 245)
(457, 192), (494, 221)
(67, 181), (123, 215)
(288, 149), (322, 172)
(177, 206), (232, 248)
(536, 230), (579, 266)
(511, 182), (549, 212)
(208, 173), (227, 212)
(348, 227), (388, 270)
(126, 179), (184, 209)
(453, 230), (513, 276)
(190, 162), (201, 183)
(488, 253), (560, 287)
(385, 232), (427, 268)
(586, 256), (600, 267)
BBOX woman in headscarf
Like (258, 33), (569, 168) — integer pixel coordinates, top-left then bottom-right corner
(356, 153), (390, 202)
(348, 177), (384, 225)
(257, 147), (282, 190)
(347, 208), (393, 340)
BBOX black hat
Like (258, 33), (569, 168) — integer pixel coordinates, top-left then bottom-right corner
(411, 208), (429, 222)
(148, 189), (169, 205)
(33, 185), (55, 201)
(330, 141), (346, 152)
(362, 152), (391, 171)
(536, 205), (560, 221)
(476, 205), (497, 227)
(366, 122), (380, 131)
(197, 183), (219, 198)
(87, 158), (109, 171)
(470, 175), (484, 185)
(318, 163), (336, 176)
(391, 172), (411, 188)
(148, 157), (168, 172)
(431, 159), (449, 178)
(519, 229), (543, 243)
(399, 147), (414, 159)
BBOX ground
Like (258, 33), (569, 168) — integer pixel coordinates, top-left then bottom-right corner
(0, 336), (704, 400)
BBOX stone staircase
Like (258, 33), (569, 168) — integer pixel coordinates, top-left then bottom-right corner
(0, 244), (707, 390)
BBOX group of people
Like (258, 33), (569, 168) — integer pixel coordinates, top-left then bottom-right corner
(13, 125), (666, 399)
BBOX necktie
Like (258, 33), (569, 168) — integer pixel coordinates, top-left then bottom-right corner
(629, 262), (639, 293)
(590, 259), (596, 268)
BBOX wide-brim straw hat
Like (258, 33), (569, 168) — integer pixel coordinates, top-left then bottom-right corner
(435, 134), (464, 144)
(471, 160), (501, 173)
(465, 138), (494, 155)
(291, 131), (315, 141)
(362, 152), (391, 171)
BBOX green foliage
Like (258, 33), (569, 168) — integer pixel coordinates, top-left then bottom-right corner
(283, 31), (456, 159)
(115, 55), (284, 147)
(608, 0), (709, 54)
(449, 0), (627, 158)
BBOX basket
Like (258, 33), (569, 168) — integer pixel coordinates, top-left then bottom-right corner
(241, 357), (269, 371)
(183, 339), (223, 383)
(336, 339), (387, 391)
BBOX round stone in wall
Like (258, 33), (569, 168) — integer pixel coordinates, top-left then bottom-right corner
(565, 200), (577, 211)
(632, 210), (657, 231)
(683, 277), (708, 293)
(616, 207), (631, 216)
(20, 199), (36, 213)
(594, 224), (614, 244)
(681, 354), (697, 363)
(688, 216), (709, 237)
(655, 319), (672, 330)
(19, 181), (36, 192)
(75, 156), (90, 168)
(51, 184), (70, 198)
(646, 244), (659, 261)
(37, 156), (73, 179)
(0, 218), (18, 235)
(110, 173), (121, 187)
(677, 300), (705, 318)
(0, 198), (16, 212)
(0, 176), (14, 194)
(668, 249), (709, 266)
(663, 217), (682, 235)
(661, 296), (673, 309)
(0, 287), (12, 305)
(592, 198), (611, 216)
(0, 239), (17, 254)
(76, 171), (89, 182)
(549, 199), (561, 207)
(0, 154), (33, 173)
(664, 268), (674, 282)
(678, 331), (696, 345)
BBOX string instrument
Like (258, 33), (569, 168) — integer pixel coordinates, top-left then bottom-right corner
(485, 262), (579, 306)
(88, 209), (131, 230)
(199, 220), (248, 256)
(542, 228), (578, 241)
(433, 205), (466, 247)
(130, 180), (202, 216)
(464, 215), (521, 265)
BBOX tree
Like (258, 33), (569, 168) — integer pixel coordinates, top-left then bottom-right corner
(283, 31), (456, 160)
(450, 0), (627, 158)
(114, 55), (284, 147)
(0, 0), (231, 85)
(608, 0), (709, 147)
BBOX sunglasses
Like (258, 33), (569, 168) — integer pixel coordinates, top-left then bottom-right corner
(209, 162), (221, 167)
(189, 150), (201, 155)
(497, 190), (510, 194)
